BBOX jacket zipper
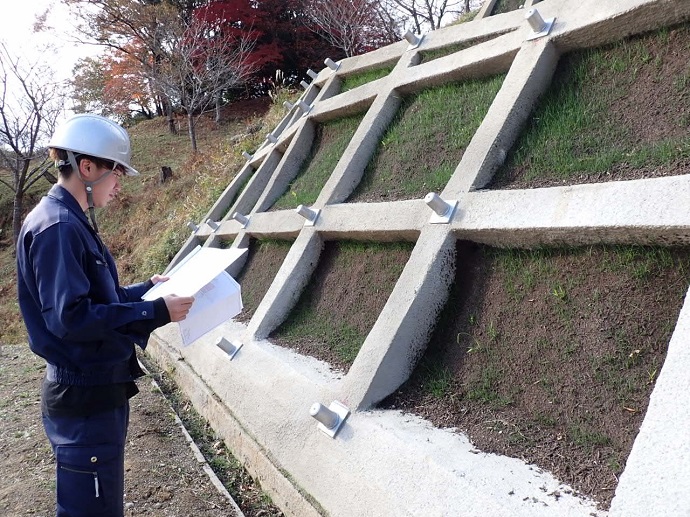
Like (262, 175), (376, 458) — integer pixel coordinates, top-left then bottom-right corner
(59, 465), (99, 497)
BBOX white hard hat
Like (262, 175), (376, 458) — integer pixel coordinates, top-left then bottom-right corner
(49, 114), (139, 176)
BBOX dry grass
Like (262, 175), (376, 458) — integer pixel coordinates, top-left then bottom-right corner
(0, 92), (297, 344)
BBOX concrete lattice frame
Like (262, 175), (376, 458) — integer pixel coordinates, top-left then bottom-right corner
(149, 1), (690, 515)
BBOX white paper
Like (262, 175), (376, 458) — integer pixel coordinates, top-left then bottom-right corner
(178, 271), (243, 346)
(142, 246), (246, 300)
(142, 246), (247, 346)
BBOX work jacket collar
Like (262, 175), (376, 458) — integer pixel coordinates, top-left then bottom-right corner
(47, 184), (91, 228)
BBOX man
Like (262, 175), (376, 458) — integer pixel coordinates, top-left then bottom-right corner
(16, 113), (194, 516)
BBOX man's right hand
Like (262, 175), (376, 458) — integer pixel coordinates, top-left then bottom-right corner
(163, 294), (195, 322)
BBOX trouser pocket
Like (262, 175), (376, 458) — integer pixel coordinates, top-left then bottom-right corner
(55, 444), (121, 516)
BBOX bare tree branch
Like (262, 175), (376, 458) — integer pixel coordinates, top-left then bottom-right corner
(0, 43), (64, 246)
(62, 0), (188, 129)
(149, 14), (257, 151)
(303, 0), (401, 57)
(382, 0), (470, 33)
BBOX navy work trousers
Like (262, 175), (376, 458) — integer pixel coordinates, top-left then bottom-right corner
(42, 403), (130, 517)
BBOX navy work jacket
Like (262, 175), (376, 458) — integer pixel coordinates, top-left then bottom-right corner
(16, 184), (169, 386)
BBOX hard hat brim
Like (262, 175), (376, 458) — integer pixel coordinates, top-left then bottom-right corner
(123, 164), (139, 176)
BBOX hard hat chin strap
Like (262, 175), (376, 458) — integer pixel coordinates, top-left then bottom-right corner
(67, 151), (115, 234)
(84, 185), (100, 234)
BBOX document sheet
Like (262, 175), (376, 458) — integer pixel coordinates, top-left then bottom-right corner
(142, 245), (247, 346)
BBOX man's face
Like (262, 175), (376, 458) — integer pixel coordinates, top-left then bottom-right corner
(83, 160), (123, 208)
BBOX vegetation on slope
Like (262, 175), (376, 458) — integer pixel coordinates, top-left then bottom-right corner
(0, 91), (297, 343)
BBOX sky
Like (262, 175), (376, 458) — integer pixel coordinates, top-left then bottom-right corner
(1, 1), (103, 129)
(2, 1), (99, 82)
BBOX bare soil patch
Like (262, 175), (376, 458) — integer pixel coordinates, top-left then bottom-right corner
(234, 238), (294, 322)
(269, 240), (414, 372)
(381, 243), (690, 509)
(0, 344), (281, 517)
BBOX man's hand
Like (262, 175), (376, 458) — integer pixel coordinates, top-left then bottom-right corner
(151, 274), (169, 284)
(163, 294), (194, 322)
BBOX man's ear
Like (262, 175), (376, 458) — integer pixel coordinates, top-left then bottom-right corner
(78, 158), (96, 179)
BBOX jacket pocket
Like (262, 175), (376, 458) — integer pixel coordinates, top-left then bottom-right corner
(55, 444), (121, 514)
(86, 251), (118, 302)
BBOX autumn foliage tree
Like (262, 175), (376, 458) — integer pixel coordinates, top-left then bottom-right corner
(102, 45), (156, 120)
(63, 0), (390, 133)
(71, 45), (155, 121)
(194, 0), (345, 92)
(151, 5), (257, 150)
(191, 0), (280, 94)
(64, 0), (189, 131)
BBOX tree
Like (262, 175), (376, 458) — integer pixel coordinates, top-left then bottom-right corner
(151, 8), (257, 151)
(62, 0), (190, 132)
(383, 0), (468, 33)
(70, 51), (156, 121)
(302, 0), (401, 57)
(101, 44), (156, 121)
(0, 44), (64, 247)
(70, 57), (108, 115)
(192, 0), (281, 92)
(62, 0), (344, 111)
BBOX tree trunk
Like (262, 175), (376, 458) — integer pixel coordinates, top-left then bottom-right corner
(12, 191), (23, 250)
(215, 95), (221, 124)
(160, 166), (173, 183)
(187, 113), (198, 152)
(165, 101), (177, 135)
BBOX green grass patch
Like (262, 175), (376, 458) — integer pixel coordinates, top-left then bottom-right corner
(139, 226), (189, 277)
(420, 42), (476, 63)
(466, 364), (512, 407)
(494, 24), (690, 184)
(420, 362), (455, 398)
(492, 0), (522, 15)
(567, 423), (611, 449)
(418, 33), (502, 63)
(272, 114), (363, 210)
(349, 74), (505, 201)
(451, 9), (481, 25)
(341, 66), (394, 92)
(598, 246), (680, 281)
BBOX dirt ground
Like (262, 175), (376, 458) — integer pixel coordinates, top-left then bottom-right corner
(0, 344), (279, 517)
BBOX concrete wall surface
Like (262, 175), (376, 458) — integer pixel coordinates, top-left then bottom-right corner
(148, 0), (690, 515)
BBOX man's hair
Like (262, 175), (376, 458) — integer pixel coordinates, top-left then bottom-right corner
(49, 148), (118, 179)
